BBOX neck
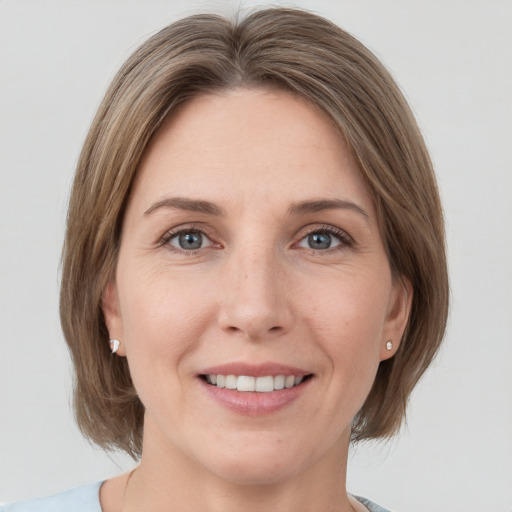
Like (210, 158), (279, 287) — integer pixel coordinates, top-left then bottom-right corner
(121, 417), (356, 512)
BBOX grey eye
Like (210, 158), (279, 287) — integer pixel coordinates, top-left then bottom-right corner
(169, 231), (211, 250)
(297, 231), (342, 250)
(308, 232), (332, 249)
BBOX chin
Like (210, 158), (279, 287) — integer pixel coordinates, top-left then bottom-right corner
(197, 436), (316, 486)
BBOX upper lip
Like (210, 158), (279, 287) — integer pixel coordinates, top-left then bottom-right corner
(200, 362), (311, 378)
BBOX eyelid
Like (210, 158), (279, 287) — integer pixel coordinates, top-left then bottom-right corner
(158, 224), (221, 253)
(169, 230), (213, 250)
(294, 224), (354, 249)
(157, 223), (353, 254)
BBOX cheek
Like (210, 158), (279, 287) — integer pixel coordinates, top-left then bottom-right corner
(117, 266), (215, 380)
(304, 268), (389, 338)
(300, 270), (389, 378)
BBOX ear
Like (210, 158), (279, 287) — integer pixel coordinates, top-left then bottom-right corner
(380, 275), (413, 361)
(102, 281), (127, 356)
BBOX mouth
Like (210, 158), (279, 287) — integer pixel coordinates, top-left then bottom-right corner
(198, 363), (313, 414)
(200, 373), (313, 392)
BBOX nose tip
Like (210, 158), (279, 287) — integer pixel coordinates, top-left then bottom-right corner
(217, 263), (293, 341)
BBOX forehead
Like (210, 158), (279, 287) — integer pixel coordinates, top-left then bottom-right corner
(132, 88), (372, 214)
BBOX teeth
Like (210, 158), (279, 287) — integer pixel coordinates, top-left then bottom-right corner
(255, 376), (274, 392)
(225, 375), (237, 389)
(274, 375), (285, 390)
(285, 375), (295, 388)
(237, 375), (255, 392)
(205, 374), (307, 392)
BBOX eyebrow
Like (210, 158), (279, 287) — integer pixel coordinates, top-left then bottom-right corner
(143, 196), (369, 221)
(287, 199), (369, 221)
(144, 197), (225, 216)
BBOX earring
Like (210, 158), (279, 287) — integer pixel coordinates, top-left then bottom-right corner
(385, 340), (393, 351)
(109, 339), (120, 354)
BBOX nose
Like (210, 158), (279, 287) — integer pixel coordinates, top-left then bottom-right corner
(217, 247), (293, 341)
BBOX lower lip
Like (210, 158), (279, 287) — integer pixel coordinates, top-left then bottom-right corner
(200, 378), (311, 416)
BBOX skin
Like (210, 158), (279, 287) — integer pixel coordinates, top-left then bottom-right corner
(101, 88), (412, 512)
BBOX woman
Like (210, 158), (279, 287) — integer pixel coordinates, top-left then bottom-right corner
(1, 7), (448, 512)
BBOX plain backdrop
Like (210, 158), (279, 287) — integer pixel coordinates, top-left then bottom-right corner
(1, 1), (511, 510)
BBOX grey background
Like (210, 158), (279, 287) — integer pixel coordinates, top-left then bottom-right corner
(1, 1), (511, 510)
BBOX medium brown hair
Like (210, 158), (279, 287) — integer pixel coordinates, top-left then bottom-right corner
(60, 8), (449, 458)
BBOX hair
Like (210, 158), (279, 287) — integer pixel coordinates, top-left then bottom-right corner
(60, 7), (449, 458)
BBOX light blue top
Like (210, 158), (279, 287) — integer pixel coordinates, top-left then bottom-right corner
(0, 482), (392, 512)
(0, 482), (103, 512)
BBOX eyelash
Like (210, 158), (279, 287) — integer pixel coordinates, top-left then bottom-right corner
(158, 225), (217, 255)
(158, 224), (354, 255)
(298, 225), (354, 252)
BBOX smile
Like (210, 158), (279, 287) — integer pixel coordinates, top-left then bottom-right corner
(203, 374), (309, 392)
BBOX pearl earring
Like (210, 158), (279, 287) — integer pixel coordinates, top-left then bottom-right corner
(385, 340), (393, 351)
(110, 339), (120, 354)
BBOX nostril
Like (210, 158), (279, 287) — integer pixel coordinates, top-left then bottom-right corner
(218, 300), (292, 338)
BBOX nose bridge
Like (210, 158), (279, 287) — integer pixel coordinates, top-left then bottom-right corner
(218, 240), (292, 339)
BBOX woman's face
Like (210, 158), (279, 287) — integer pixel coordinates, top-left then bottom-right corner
(104, 88), (410, 484)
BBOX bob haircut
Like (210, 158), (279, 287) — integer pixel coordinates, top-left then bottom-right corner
(60, 7), (449, 458)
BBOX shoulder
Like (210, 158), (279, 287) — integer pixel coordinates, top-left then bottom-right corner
(0, 481), (103, 512)
(353, 494), (394, 512)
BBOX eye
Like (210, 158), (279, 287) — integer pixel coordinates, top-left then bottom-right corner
(167, 230), (213, 251)
(296, 227), (351, 251)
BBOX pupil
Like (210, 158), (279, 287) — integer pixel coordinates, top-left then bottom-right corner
(179, 231), (202, 250)
(309, 232), (331, 249)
